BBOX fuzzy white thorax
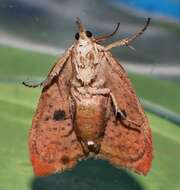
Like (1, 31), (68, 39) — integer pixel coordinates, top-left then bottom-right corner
(73, 38), (100, 86)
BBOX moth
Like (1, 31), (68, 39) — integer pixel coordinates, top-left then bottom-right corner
(23, 18), (153, 176)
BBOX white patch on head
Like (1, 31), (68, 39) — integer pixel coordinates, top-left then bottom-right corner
(87, 141), (94, 146)
(77, 39), (92, 54)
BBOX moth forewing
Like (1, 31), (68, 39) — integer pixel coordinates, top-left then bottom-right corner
(99, 51), (152, 175)
(28, 47), (85, 176)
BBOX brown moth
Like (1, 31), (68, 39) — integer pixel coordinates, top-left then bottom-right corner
(23, 18), (153, 176)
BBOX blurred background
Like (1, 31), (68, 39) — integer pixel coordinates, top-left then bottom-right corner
(0, 0), (180, 190)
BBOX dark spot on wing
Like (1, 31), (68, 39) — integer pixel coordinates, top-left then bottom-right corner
(53, 110), (66, 121)
(44, 116), (50, 121)
(61, 155), (70, 164)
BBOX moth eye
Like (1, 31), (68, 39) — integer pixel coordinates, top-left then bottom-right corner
(75, 32), (80, 40)
(86, 30), (92, 38)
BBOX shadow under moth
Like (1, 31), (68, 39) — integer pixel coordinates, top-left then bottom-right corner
(23, 18), (153, 176)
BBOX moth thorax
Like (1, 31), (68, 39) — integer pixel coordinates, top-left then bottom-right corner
(76, 39), (94, 55)
(75, 51), (97, 85)
(76, 66), (96, 85)
(77, 51), (96, 67)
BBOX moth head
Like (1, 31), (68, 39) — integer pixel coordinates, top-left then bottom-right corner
(75, 18), (93, 42)
(75, 18), (120, 46)
(74, 18), (151, 51)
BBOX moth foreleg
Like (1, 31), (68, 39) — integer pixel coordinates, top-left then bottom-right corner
(110, 93), (141, 129)
(88, 87), (140, 128)
(88, 88), (110, 95)
(22, 80), (44, 88)
(23, 49), (71, 88)
(88, 87), (125, 119)
(91, 79), (105, 88)
(42, 71), (59, 87)
(110, 93), (126, 119)
(22, 72), (58, 88)
(88, 88), (126, 119)
(88, 88), (125, 119)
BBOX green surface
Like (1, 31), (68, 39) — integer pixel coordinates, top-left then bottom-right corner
(129, 74), (180, 115)
(0, 45), (55, 77)
(0, 84), (180, 190)
(0, 46), (180, 190)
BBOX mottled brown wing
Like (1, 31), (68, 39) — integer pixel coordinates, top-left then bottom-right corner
(29, 49), (84, 176)
(99, 51), (153, 175)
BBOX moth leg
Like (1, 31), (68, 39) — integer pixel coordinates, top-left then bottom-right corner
(88, 87), (110, 95)
(110, 93), (126, 119)
(88, 87), (140, 127)
(110, 92), (141, 128)
(94, 143), (101, 154)
(22, 71), (60, 88)
(88, 87), (122, 117)
(22, 80), (44, 88)
(23, 49), (71, 88)
(78, 139), (89, 156)
(91, 79), (105, 88)
(87, 87), (126, 118)
(71, 79), (82, 88)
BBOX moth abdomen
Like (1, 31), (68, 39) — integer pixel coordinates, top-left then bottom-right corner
(73, 95), (109, 153)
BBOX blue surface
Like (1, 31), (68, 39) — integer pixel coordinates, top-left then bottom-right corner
(115, 0), (180, 20)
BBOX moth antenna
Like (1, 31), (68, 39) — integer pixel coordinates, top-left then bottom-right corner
(22, 80), (44, 88)
(105, 18), (151, 51)
(95, 22), (120, 42)
(76, 17), (85, 33)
